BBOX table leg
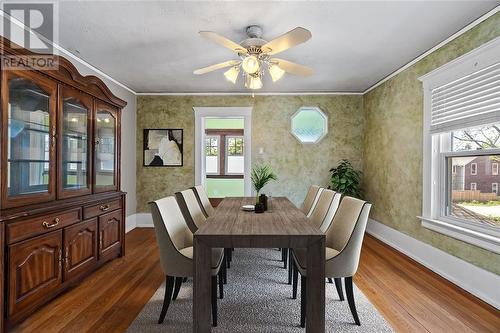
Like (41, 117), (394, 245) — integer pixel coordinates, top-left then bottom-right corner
(193, 237), (212, 333)
(306, 237), (325, 333)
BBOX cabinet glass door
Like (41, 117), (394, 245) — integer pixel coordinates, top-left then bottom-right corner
(59, 86), (92, 198)
(2, 71), (57, 207)
(94, 102), (118, 192)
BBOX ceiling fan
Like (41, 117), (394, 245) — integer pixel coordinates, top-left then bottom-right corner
(193, 25), (313, 90)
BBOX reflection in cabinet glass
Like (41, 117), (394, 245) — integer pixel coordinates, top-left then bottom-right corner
(95, 111), (115, 187)
(62, 99), (88, 190)
(7, 78), (51, 196)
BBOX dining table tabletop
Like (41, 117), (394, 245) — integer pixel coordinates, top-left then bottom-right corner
(193, 196), (326, 333)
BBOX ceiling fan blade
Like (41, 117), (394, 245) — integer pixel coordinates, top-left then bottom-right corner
(199, 31), (247, 54)
(261, 27), (311, 55)
(271, 58), (313, 76)
(193, 60), (240, 75)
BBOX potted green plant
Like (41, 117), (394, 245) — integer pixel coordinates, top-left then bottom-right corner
(251, 164), (278, 206)
(329, 159), (362, 198)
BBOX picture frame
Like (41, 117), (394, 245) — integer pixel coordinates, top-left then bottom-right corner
(143, 129), (183, 167)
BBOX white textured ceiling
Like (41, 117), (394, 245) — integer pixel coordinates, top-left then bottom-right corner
(55, 1), (499, 93)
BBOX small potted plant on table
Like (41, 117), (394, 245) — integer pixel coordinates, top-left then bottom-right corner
(251, 164), (277, 213)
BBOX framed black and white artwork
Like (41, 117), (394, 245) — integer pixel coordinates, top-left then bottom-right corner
(143, 129), (183, 167)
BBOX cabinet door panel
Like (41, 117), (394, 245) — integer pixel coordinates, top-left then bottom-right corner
(8, 231), (62, 317)
(98, 210), (122, 262)
(58, 85), (93, 199)
(63, 218), (98, 281)
(1, 70), (57, 208)
(94, 101), (119, 193)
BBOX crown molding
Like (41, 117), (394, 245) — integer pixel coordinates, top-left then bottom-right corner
(136, 91), (363, 96)
(363, 5), (500, 94)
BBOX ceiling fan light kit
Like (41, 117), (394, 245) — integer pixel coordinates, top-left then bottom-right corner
(194, 25), (313, 90)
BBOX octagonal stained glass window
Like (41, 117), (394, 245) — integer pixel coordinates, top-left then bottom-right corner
(291, 107), (328, 144)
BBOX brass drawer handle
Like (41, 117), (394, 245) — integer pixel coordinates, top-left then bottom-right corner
(42, 217), (60, 228)
(99, 204), (110, 211)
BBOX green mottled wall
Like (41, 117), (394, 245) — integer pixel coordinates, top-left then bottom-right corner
(363, 13), (500, 274)
(136, 95), (363, 212)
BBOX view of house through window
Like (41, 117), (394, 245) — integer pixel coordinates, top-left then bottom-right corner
(446, 123), (500, 228)
(204, 118), (245, 198)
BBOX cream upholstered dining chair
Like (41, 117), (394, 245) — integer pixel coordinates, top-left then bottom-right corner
(287, 189), (341, 284)
(300, 185), (324, 217)
(292, 196), (372, 327)
(175, 189), (207, 233)
(149, 196), (224, 327)
(282, 185), (324, 264)
(176, 188), (229, 282)
(192, 185), (215, 217)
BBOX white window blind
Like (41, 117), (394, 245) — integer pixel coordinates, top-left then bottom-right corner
(430, 61), (500, 133)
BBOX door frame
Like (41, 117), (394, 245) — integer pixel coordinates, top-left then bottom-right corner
(193, 107), (252, 196)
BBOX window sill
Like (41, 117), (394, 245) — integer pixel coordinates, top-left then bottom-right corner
(418, 216), (500, 254)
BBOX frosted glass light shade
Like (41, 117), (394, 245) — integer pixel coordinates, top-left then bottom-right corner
(245, 75), (263, 90)
(268, 64), (285, 82)
(242, 55), (260, 74)
(224, 66), (240, 84)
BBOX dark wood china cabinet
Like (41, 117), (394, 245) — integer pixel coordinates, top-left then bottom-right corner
(0, 37), (127, 332)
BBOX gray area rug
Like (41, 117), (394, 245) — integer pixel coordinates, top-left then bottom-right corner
(127, 248), (393, 333)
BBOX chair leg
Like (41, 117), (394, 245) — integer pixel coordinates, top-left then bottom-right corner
(292, 262), (298, 299)
(288, 250), (293, 284)
(281, 248), (285, 262)
(334, 278), (344, 301)
(218, 271), (224, 299)
(345, 277), (360, 326)
(172, 277), (183, 300)
(211, 275), (218, 327)
(300, 276), (306, 328)
(158, 275), (175, 324)
(222, 255), (227, 284)
(226, 248), (232, 268)
(283, 248), (288, 269)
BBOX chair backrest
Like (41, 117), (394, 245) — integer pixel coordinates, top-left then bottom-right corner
(176, 189), (207, 232)
(308, 189), (341, 233)
(192, 185), (215, 217)
(301, 185), (323, 216)
(326, 196), (372, 276)
(149, 196), (193, 275)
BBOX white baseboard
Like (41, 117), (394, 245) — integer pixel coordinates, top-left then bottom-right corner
(366, 218), (500, 309)
(126, 213), (154, 233)
(125, 214), (137, 233)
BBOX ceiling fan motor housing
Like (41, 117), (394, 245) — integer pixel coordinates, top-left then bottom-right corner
(240, 25), (268, 55)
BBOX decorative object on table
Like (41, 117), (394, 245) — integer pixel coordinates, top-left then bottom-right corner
(259, 193), (268, 211)
(143, 129), (183, 167)
(254, 202), (265, 214)
(242, 204), (255, 212)
(329, 159), (362, 198)
(251, 164), (278, 207)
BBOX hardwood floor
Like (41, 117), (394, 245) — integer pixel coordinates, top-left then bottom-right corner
(10, 229), (499, 333)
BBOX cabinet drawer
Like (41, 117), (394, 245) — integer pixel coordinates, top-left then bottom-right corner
(84, 199), (121, 219)
(7, 208), (82, 244)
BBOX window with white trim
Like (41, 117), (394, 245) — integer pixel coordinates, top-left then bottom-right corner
(419, 37), (500, 254)
(470, 163), (477, 175)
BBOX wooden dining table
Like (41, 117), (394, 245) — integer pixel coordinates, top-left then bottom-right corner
(193, 197), (325, 333)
